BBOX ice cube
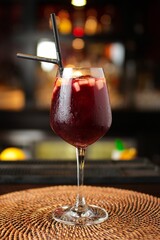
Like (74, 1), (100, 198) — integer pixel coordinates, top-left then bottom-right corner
(79, 79), (88, 85)
(73, 82), (81, 92)
(88, 77), (95, 86)
(96, 79), (104, 90)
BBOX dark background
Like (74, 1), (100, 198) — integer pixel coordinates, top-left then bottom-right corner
(0, 0), (159, 196)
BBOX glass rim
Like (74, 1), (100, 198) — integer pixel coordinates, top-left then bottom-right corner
(62, 67), (104, 70)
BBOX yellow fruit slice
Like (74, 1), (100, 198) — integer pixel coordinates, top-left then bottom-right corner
(0, 147), (26, 161)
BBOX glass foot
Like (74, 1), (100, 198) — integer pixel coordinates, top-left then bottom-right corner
(52, 205), (108, 226)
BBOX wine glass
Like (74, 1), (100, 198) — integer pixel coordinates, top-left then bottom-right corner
(50, 67), (112, 225)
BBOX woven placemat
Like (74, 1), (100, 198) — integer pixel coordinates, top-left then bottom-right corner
(0, 186), (159, 240)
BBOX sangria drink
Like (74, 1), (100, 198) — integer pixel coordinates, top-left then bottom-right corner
(50, 68), (111, 148)
(50, 67), (112, 225)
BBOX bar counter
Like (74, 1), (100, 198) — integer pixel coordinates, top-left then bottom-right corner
(0, 158), (159, 197)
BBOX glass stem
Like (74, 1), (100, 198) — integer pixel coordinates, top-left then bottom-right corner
(74, 147), (88, 212)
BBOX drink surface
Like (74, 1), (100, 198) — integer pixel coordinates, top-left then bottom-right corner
(50, 75), (112, 148)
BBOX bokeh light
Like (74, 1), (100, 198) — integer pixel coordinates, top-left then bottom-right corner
(85, 16), (98, 35)
(73, 26), (84, 37)
(71, 0), (87, 7)
(105, 43), (125, 66)
(37, 40), (57, 72)
(72, 38), (85, 50)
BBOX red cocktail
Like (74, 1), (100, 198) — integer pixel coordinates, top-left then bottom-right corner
(50, 73), (111, 148)
(50, 68), (112, 225)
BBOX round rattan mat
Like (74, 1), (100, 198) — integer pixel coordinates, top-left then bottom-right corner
(0, 186), (159, 240)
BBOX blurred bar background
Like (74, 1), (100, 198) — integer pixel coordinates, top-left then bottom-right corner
(0, 0), (159, 196)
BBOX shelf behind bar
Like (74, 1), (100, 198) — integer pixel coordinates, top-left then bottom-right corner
(0, 158), (159, 184)
(0, 109), (160, 161)
(0, 109), (160, 134)
(0, 159), (159, 197)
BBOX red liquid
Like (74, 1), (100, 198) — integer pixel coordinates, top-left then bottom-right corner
(50, 75), (112, 148)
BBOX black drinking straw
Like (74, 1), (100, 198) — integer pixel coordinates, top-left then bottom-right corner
(17, 13), (63, 73)
(50, 13), (63, 73)
(17, 53), (59, 65)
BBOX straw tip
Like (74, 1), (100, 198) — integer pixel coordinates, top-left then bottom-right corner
(16, 53), (23, 58)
